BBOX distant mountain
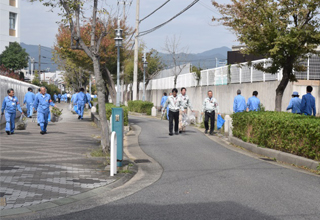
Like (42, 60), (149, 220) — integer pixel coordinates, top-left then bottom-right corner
(158, 46), (231, 69)
(20, 43), (58, 72)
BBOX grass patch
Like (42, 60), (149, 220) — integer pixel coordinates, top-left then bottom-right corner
(90, 148), (107, 157)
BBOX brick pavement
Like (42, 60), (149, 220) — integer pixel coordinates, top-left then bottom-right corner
(0, 103), (117, 210)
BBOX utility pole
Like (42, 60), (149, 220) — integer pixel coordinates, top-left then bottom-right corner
(38, 44), (41, 80)
(133, 0), (140, 100)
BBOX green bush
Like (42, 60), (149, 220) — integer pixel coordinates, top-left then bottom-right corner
(232, 111), (320, 161)
(128, 100), (154, 115)
(96, 103), (128, 126)
(92, 98), (98, 102)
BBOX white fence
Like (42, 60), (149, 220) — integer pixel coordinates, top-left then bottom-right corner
(145, 56), (320, 90)
(0, 75), (40, 111)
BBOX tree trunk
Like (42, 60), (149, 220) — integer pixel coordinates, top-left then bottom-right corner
(275, 66), (290, 112)
(174, 75), (178, 88)
(93, 56), (109, 152)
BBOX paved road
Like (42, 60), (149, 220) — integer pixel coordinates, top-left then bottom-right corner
(0, 103), (117, 210)
(47, 116), (319, 220)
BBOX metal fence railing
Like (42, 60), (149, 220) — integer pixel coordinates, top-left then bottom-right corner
(146, 56), (320, 90)
(0, 75), (40, 111)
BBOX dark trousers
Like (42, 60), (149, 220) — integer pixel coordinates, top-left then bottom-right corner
(58, 98), (61, 103)
(204, 111), (215, 132)
(169, 110), (179, 133)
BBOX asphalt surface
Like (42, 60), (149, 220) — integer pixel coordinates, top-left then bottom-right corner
(45, 116), (320, 220)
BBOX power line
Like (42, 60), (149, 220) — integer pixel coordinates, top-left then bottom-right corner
(198, 0), (219, 15)
(139, 0), (171, 23)
(138, 0), (200, 37)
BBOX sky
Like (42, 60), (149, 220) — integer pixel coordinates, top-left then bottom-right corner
(20, 0), (238, 54)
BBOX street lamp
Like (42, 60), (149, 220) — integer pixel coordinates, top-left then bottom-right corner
(114, 19), (123, 107)
(142, 52), (148, 102)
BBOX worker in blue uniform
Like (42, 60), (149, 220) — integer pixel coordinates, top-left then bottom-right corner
(1, 88), (24, 135)
(247, 91), (260, 111)
(53, 93), (57, 103)
(33, 87), (57, 134)
(160, 92), (168, 111)
(74, 88), (88, 120)
(86, 90), (92, 109)
(286, 91), (301, 114)
(23, 87), (35, 118)
(301, 86), (316, 116)
(233, 89), (246, 113)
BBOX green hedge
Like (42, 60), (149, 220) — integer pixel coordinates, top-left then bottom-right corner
(128, 100), (154, 115)
(96, 103), (128, 126)
(232, 111), (320, 161)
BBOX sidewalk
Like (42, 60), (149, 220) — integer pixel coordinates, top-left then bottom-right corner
(0, 103), (117, 211)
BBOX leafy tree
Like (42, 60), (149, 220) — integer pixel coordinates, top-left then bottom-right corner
(0, 42), (29, 71)
(32, 74), (41, 86)
(0, 64), (21, 80)
(213, 0), (320, 111)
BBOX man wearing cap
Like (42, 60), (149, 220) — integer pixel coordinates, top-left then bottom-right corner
(178, 87), (194, 133)
(286, 92), (301, 114)
(233, 89), (246, 113)
(247, 91), (260, 111)
(202, 90), (220, 135)
(300, 86), (316, 116)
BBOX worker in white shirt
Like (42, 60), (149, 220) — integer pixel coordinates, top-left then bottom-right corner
(178, 87), (193, 133)
(163, 88), (182, 136)
(202, 90), (220, 135)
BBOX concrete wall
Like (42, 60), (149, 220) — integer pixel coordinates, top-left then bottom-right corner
(0, 75), (39, 123)
(139, 80), (320, 116)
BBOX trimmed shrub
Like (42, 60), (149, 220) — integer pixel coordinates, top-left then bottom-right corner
(96, 103), (128, 126)
(232, 111), (320, 161)
(128, 100), (154, 115)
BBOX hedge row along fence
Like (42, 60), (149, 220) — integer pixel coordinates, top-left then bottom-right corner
(232, 111), (320, 161)
(96, 103), (128, 126)
(128, 100), (154, 115)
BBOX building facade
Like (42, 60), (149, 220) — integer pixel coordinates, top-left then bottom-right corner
(0, 0), (20, 53)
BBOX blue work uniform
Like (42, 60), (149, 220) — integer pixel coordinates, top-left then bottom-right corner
(1, 96), (23, 133)
(286, 97), (301, 114)
(233, 95), (246, 113)
(33, 93), (55, 132)
(23, 91), (36, 117)
(247, 96), (260, 111)
(71, 93), (78, 105)
(300, 93), (316, 116)
(74, 92), (88, 119)
(36, 92), (41, 123)
(53, 94), (57, 102)
(86, 93), (92, 108)
(160, 96), (168, 107)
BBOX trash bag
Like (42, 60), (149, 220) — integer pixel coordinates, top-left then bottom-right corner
(73, 105), (78, 114)
(217, 114), (225, 130)
(51, 107), (63, 123)
(21, 106), (28, 115)
(16, 115), (28, 130)
(189, 113), (196, 124)
(181, 113), (190, 127)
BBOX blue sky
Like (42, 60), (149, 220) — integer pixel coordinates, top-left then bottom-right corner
(20, 0), (237, 53)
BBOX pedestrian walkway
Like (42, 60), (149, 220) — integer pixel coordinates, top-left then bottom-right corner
(0, 103), (116, 210)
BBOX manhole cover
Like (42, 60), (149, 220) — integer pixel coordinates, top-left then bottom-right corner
(68, 179), (101, 184)
(134, 159), (151, 163)
(0, 166), (19, 171)
(260, 158), (276, 162)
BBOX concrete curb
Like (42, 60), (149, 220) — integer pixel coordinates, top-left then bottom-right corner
(229, 136), (320, 171)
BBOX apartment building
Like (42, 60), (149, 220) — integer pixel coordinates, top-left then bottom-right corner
(0, 0), (20, 53)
